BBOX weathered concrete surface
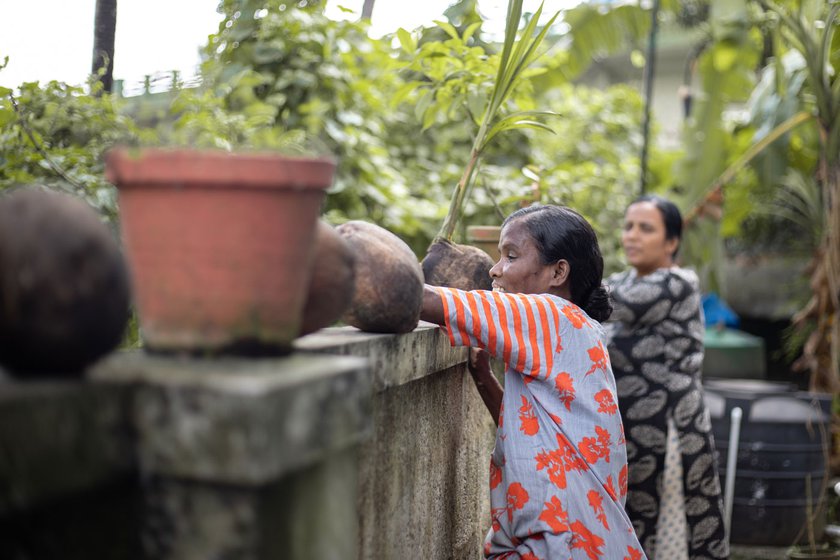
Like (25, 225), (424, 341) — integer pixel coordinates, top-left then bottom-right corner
(0, 323), (495, 560)
(297, 323), (496, 560)
(90, 352), (371, 485)
(139, 447), (359, 560)
(0, 378), (134, 514)
(295, 321), (469, 390)
(0, 375), (141, 560)
(90, 351), (372, 560)
(356, 364), (494, 559)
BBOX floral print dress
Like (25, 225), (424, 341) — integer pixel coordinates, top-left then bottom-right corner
(434, 287), (646, 560)
(604, 267), (729, 560)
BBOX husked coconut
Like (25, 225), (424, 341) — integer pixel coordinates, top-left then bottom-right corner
(299, 220), (356, 336)
(0, 187), (131, 375)
(422, 238), (494, 291)
(336, 221), (423, 334)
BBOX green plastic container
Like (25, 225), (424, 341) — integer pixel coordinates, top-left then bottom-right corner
(702, 327), (766, 380)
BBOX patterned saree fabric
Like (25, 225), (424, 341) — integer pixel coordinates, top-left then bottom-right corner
(604, 267), (729, 560)
(434, 287), (646, 560)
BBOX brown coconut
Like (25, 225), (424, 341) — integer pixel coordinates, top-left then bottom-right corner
(421, 238), (494, 291)
(299, 220), (357, 336)
(336, 220), (423, 334)
(0, 187), (131, 376)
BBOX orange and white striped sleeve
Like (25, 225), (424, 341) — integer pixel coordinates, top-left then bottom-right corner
(433, 287), (563, 378)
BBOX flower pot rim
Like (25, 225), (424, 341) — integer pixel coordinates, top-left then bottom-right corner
(105, 146), (337, 190)
(466, 225), (502, 232)
(466, 224), (503, 242)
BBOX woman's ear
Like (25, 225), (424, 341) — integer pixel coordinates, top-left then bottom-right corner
(666, 237), (679, 260)
(550, 259), (570, 289)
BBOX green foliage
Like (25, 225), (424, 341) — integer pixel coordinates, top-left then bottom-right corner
(0, 0), (664, 262)
(677, 0), (762, 207)
(414, 0), (560, 241)
(0, 78), (142, 219)
(678, 0), (839, 257)
(557, 4), (653, 81)
(397, 22), (502, 131)
(529, 83), (647, 274)
(668, 0), (762, 291)
(201, 1), (454, 253)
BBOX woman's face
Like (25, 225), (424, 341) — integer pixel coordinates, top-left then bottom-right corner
(621, 201), (678, 276)
(489, 218), (558, 295)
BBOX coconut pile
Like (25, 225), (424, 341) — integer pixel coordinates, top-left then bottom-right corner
(0, 188), (492, 373)
(302, 220), (424, 335)
(303, 219), (495, 337)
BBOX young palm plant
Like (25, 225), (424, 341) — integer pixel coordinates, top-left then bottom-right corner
(419, 0), (559, 290)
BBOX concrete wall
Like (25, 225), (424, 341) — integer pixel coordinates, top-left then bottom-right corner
(0, 323), (496, 560)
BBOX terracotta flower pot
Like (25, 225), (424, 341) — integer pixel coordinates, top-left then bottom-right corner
(466, 225), (502, 263)
(106, 147), (336, 355)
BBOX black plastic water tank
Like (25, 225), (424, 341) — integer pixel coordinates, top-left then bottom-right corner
(704, 378), (832, 547)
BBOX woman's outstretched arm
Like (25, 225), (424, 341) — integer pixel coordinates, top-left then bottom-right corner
(420, 284), (445, 325)
(420, 286), (503, 424)
(468, 348), (503, 426)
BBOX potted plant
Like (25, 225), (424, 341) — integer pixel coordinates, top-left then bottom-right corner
(106, 147), (336, 355)
(412, 0), (559, 289)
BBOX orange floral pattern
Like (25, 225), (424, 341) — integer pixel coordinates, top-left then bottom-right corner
(535, 433), (588, 490)
(578, 425), (613, 465)
(506, 482), (530, 522)
(584, 341), (610, 379)
(570, 520), (606, 560)
(588, 489), (609, 530)
(554, 372), (576, 411)
(490, 458), (503, 490)
(539, 495), (570, 533)
(594, 389), (618, 415)
(435, 288), (646, 559)
(562, 304), (590, 329)
(624, 546), (644, 560)
(518, 395), (540, 436)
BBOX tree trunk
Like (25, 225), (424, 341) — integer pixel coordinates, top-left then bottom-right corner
(794, 159), (840, 393)
(91, 0), (118, 94)
(361, 0), (375, 21)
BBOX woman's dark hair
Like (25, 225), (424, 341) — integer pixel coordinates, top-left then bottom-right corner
(503, 205), (612, 322)
(632, 194), (683, 256)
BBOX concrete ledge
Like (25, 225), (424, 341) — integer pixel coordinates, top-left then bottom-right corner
(294, 321), (468, 391)
(90, 352), (371, 485)
(0, 379), (134, 515)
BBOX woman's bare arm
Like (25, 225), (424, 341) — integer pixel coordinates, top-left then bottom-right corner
(420, 286), (502, 424)
(468, 348), (503, 426)
(420, 284), (445, 325)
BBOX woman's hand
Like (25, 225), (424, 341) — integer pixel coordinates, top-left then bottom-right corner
(468, 347), (491, 378)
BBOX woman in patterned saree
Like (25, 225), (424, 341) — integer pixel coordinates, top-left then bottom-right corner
(604, 195), (728, 559)
(421, 205), (646, 559)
